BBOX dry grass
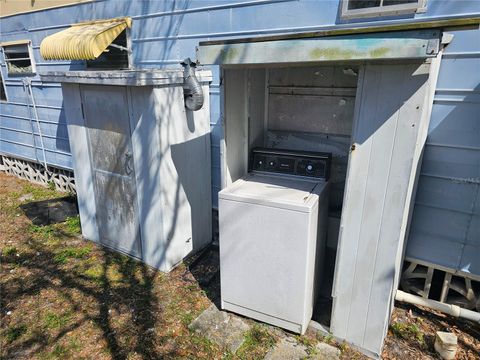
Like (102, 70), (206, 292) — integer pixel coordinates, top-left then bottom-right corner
(0, 173), (222, 359)
(3, 172), (476, 360)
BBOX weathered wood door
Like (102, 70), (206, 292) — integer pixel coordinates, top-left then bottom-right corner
(81, 85), (141, 258)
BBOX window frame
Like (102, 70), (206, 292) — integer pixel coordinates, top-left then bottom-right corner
(1, 40), (37, 76)
(0, 69), (8, 102)
(85, 28), (133, 70)
(340, 0), (427, 19)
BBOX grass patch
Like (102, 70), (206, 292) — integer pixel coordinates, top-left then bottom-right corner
(43, 311), (72, 330)
(23, 183), (58, 201)
(237, 324), (276, 359)
(54, 246), (91, 264)
(2, 246), (18, 256)
(64, 215), (81, 235)
(5, 324), (27, 342)
(295, 334), (317, 354)
(390, 322), (425, 346)
(28, 224), (55, 241)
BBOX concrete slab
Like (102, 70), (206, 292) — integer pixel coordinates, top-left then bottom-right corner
(311, 342), (341, 360)
(189, 304), (250, 353)
(264, 337), (308, 360)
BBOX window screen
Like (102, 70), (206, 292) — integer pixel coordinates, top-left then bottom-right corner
(0, 71), (7, 101)
(86, 30), (130, 70)
(342, 0), (424, 18)
(2, 43), (35, 75)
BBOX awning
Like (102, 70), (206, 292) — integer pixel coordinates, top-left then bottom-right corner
(40, 17), (131, 60)
(197, 29), (441, 66)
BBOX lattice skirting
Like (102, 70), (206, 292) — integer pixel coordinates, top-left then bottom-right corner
(401, 258), (480, 312)
(0, 155), (76, 193)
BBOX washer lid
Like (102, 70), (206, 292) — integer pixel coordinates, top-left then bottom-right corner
(219, 173), (326, 212)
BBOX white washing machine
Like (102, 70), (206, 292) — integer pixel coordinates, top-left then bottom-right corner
(219, 148), (331, 334)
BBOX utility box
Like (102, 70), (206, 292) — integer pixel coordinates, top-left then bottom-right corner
(41, 70), (213, 272)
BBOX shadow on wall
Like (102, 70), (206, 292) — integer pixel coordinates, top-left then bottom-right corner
(406, 82), (480, 275)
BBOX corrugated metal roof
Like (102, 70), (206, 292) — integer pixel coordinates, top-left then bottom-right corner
(40, 17), (131, 60)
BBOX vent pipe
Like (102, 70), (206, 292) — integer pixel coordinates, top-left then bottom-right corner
(181, 58), (204, 111)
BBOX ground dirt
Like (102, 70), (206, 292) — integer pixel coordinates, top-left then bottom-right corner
(0, 173), (479, 359)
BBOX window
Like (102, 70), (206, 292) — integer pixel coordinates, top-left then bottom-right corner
(1, 41), (36, 76)
(341, 0), (426, 18)
(0, 71), (7, 101)
(86, 29), (131, 70)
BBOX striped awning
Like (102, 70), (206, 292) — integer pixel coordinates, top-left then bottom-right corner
(40, 17), (131, 60)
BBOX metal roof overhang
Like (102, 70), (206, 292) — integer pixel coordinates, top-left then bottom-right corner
(197, 29), (441, 65)
(196, 17), (480, 66)
(40, 17), (131, 60)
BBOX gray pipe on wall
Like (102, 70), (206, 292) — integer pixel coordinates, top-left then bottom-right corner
(181, 58), (204, 111)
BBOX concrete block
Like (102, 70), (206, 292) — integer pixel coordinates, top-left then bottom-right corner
(189, 304), (250, 353)
(434, 331), (457, 360)
(264, 337), (308, 360)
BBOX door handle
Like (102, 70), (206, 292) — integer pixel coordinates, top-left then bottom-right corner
(125, 151), (133, 175)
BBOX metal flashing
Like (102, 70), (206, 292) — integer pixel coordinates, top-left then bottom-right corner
(197, 30), (441, 65)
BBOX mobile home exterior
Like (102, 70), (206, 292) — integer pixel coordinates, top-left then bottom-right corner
(1, 0), (479, 357)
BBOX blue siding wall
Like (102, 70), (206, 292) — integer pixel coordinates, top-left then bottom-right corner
(406, 27), (480, 277)
(1, 0), (479, 208)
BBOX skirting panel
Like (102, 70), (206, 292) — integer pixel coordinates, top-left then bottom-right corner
(0, 155), (76, 193)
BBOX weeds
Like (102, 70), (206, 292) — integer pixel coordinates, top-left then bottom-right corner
(23, 183), (57, 201)
(5, 324), (27, 342)
(43, 312), (72, 330)
(390, 322), (425, 347)
(28, 224), (55, 240)
(237, 324), (276, 359)
(2, 246), (18, 256)
(64, 215), (81, 235)
(54, 246), (91, 264)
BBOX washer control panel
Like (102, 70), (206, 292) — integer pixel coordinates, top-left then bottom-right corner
(251, 148), (331, 180)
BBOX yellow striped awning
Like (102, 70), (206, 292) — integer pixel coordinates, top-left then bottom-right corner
(40, 17), (132, 60)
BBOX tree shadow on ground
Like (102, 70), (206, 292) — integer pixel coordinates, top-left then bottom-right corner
(1, 231), (171, 360)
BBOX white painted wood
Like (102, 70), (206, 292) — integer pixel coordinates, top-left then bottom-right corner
(62, 83), (99, 243)
(61, 72), (212, 272)
(129, 86), (164, 268)
(152, 83), (212, 270)
(330, 62), (431, 356)
(248, 69), (266, 150)
(395, 52), (443, 295)
(224, 68), (249, 185)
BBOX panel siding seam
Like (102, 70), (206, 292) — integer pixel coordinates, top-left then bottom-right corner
(1, 138), (71, 156)
(436, 88), (480, 93)
(361, 69), (403, 347)
(130, 0), (293, 20)
(414, 201), (478, 216)
(442, 51), (480, 58)
(420, 172), (480, 184)
(4, 101), (62, 110)
(1, 113), (66, 125)
(425, 142), (480, 151)
(0, 150), (72, 170)
(4, 82), (62, 88)
(0, 125), (69, 141)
